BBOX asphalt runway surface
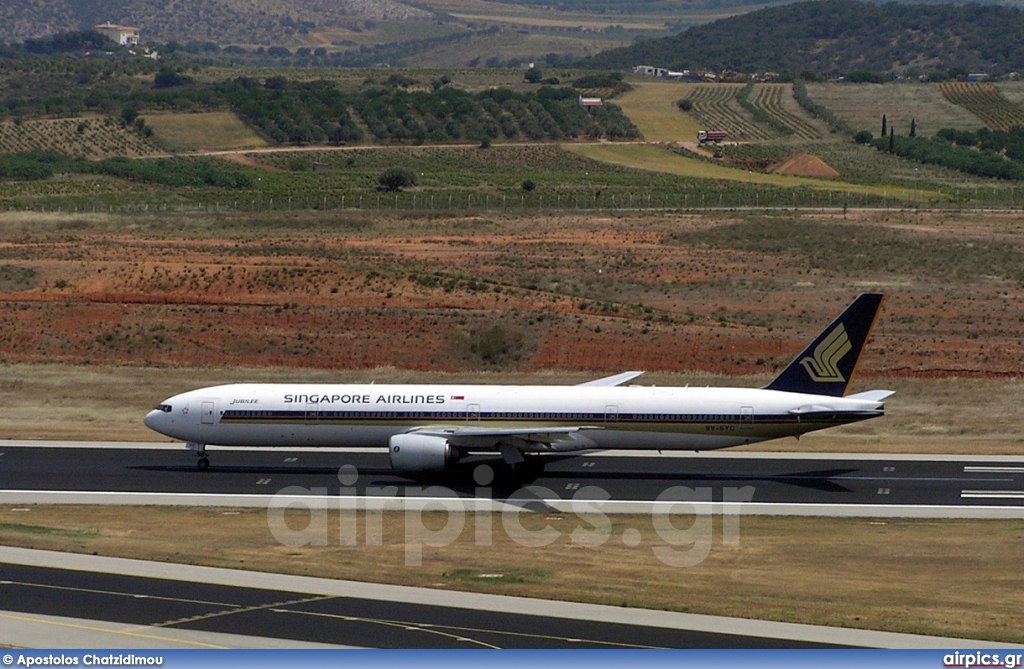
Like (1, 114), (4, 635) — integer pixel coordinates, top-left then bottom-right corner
(1, 444), (1023, 508)
(0, 561), (834, 648)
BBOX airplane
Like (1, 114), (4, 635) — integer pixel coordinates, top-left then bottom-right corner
(144, 293), (891, 472)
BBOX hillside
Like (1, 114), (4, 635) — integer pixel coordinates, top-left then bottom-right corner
(582, 0), (1024, 76)
(0, 0), (431, 45)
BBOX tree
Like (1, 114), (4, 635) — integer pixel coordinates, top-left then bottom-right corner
(521, 179), (536, 192)
(854, 130), (873, 144)
(889, 127), (895, 153)
(676, 98), (693, 111)
(524, 67), (543, 84)
(121, 106), (138, 126)
(881, 114), (887, 137)
(154, 67), (185, 89)
(909, 118), (917, 137)
(378, 167), (417, 192)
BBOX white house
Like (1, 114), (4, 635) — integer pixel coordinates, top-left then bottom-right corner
(94, 22), (140, 46)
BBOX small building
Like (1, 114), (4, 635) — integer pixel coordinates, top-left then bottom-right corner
(632, 65), (670, 77)
(578, 96), (603, 111)
(94, 22), (140, 46)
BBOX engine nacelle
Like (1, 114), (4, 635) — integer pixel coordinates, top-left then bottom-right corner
(389, 433), (458, 471)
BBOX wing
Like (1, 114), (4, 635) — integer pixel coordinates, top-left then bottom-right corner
(409, 425), (601, 453)
(576, 371), (644, 387)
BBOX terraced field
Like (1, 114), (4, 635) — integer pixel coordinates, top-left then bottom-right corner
(940, 82), (1024, 131)
(750, 84), (824, 139)
(686, 84), (773, 140)
(0, 117), (164, 159)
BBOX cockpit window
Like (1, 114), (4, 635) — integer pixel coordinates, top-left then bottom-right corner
(156, 404), (173, 413)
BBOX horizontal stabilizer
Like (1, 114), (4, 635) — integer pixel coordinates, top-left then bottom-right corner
(846, 390), (895, 401)
(577, 371), (644, 387)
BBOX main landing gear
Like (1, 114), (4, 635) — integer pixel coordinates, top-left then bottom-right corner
(187, 442), (209, 471)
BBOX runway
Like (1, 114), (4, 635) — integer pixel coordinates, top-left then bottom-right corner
(3, 444), (1022, 649)
(0, 562), (822, 649)
(1, 547), (1009, 649)
(1, 442), (1023, 517)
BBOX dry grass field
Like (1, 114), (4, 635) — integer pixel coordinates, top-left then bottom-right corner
(0, 208), (1020, 377)
(996, 81), (1024, 106)
(144, 112), (268, 153)
(1, 507), (1022, 643)
(806, 82), (985, 136)
(403, 32), (627, 68)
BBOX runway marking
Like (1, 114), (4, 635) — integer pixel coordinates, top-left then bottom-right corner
(153, 594), (337, 629)
(280, 608), (664, 649)
(877, 488), (890, 495)
(0, 579), (245, 609)
(961, 490), (1024, 499)
(964, 466), (1024, 474)
(275, 608), (501, 649)
(833, 476), (1013, 482)
(0, 611), (228, 648)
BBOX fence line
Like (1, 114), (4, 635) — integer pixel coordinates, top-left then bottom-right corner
(3, 186), (1021, 215)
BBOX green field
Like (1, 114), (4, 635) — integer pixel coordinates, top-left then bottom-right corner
(0, 117), (163, 159)
(616, 79), (702, 141)
(564, 142), (940, 200)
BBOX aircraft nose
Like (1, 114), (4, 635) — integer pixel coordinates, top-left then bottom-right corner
(144, 409), (161, 431)
(144, 407), (170, 434)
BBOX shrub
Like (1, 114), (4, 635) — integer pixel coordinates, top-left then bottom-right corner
(378, 166), (417, 191)
(676, 98), (693, 112)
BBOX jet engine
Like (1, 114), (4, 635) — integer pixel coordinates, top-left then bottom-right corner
(389, 433), (459, 471)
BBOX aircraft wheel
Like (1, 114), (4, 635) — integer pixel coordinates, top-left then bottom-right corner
(197, 457), (210, 471)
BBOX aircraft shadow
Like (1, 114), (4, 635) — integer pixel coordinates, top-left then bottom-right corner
(126, 462), (857, 494)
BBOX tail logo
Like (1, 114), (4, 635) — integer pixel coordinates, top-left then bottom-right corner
(799, 324), (852, 383)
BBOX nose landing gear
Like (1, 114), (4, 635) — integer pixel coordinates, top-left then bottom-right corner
(187, 442), (210, 471)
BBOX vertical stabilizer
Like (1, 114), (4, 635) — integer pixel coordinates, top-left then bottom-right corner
(765, 293), (884, 397)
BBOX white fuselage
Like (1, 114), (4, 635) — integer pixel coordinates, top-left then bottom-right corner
(144, 383), (887, 453)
